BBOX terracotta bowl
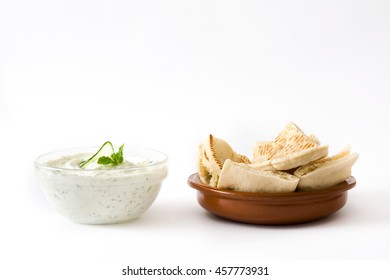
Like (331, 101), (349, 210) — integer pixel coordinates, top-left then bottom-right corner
(187, 173), (356, 225)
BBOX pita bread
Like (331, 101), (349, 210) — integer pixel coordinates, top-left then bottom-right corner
(294, 147), (359, 191)
(252, 122), (327, 170)
(309, 134), (321, 145)
(283, 133), (317, 156)
(273, 122), (304, 146)
(252, 141), (273, 163)
(217, 159), (299, 193)
(248, 160), (276, 171)
(197, 123), (358, 193)
(199, 135), (250, 187)
(236, 153), (252, 164)
(271, 145), (329, 170)
(203, 134), (234, 175)
(252, 123), (304, 163)
(198, 144), (219, 186)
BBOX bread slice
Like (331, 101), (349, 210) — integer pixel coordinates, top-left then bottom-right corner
(217, 159), (299, 193)
(294, 147), (359, 191)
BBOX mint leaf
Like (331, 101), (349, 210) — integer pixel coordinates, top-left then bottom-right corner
(111, 144), (124, 165)
(78, 141), (125, 168)
(98, 143), (125, 166)
(78, 141), (114, 168)
(97, 156), (115, 165)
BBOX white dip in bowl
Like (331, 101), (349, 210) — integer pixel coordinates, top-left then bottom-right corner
(35, 146), (168, 224)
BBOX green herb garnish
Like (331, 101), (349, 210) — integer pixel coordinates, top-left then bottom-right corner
(97, 144), (124, 166)
(78, 141), (125, 168)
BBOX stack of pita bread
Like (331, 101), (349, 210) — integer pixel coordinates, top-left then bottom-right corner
(198, 122), (358, 193)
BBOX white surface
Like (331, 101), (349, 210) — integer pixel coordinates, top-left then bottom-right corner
(1, 0), (390, 279)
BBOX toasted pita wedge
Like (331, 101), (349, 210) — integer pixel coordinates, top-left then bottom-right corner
(252, 141), (273, 163)
(294, 147), (359, 191)
(273, 122), (320, 151)
(203, 134), (235, 175)
(254, 122), (325, 170)
(309, 134), (321, 145)
(203, 134), (247, 176)
(248, 160), (276, 171)
(200, 135), (249, 187)
(273, 122), (304, 146)
(266, 142), (284, 160)
(271, 145), (328, 170)
(198, 144), (221, 187)
(198, 144), (211, 185)
(217, 159), (299, 193)
(236, 153), (252, 164)
(283, 133), (317, 156)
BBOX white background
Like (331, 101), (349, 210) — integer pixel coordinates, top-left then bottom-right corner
(1, 0), (389, 279)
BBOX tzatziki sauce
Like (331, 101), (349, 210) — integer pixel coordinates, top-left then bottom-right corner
(35, 147), (168, 224)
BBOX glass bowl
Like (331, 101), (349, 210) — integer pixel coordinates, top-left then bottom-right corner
(35, 147), (168, 224)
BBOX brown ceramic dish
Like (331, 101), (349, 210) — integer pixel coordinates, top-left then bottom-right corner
(187, 173), (356, 225)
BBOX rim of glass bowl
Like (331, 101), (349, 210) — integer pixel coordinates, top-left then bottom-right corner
(34, 146), (168, 172)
